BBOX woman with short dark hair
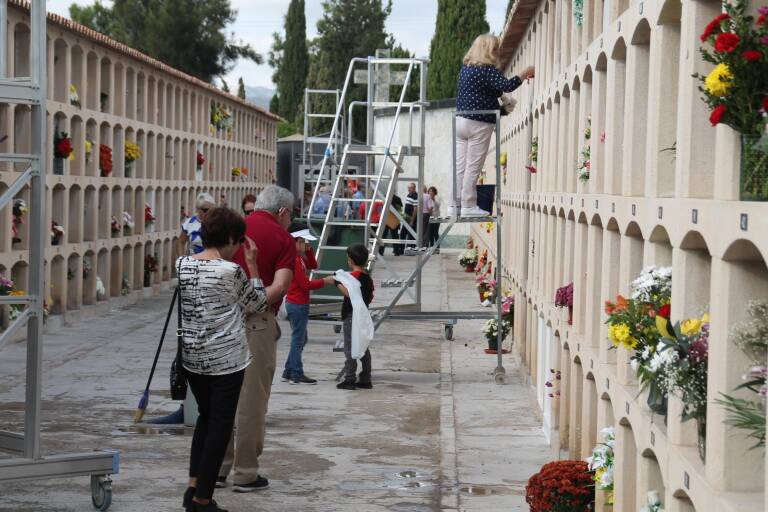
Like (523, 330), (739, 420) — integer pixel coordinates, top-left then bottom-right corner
(241, 194), (257, 216)
(177, 207), (267, 512)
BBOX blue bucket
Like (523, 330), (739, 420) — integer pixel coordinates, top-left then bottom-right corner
(476, 184), (496, 215)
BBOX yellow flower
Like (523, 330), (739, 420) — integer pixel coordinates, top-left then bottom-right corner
(85, 140), (92, 154)
(705, 63), (732, 97)
(608, 323), (637, 349)
(681, 318), (703, 336)
(701, 312), (710, 324)
(9, 290), (25, 296)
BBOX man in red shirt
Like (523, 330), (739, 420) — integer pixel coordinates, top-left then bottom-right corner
(219, 185), (296, 493)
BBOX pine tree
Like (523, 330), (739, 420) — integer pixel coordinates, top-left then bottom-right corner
(427, 0), (489, 100)
(270, 0), (309, 125)
(307, 0), (392, 134)
(237, 77), (246, 99)
(221, 79), (230, 93)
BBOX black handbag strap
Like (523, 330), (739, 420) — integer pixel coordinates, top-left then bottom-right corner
(176, 259), (184, 360)
(141, 287), (178, 395)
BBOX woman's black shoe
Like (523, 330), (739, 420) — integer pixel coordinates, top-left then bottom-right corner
(191, 499), (228, 512)
(337, 380), (357, 390)
(183, 487), (195, 510)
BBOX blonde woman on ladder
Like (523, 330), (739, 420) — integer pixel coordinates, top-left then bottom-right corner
(451, 34), (534, 217)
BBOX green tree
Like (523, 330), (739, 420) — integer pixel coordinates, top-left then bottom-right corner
(307, 0), (393, 135)
(237, 77), (246, 99)
(269, 0), (309, 125)
(427, 0), (489, 100)
(269, 94), (280, 114)
(69, 0), (262, 83)
(221, 79), (230, 93)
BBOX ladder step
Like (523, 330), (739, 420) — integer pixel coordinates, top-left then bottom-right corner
(307, 114), (338, 119)
(339, 174), (394, 179)
(325, 221), (380, 227)
(331, 197), (375, 203)
(317, 245), (350, 251)
(430, 215), (497, 224)
(344, 145), (423, 156)
(0, 79), (42, 104)
(370, 238), (418, 245)
(0, 153), (39, 164)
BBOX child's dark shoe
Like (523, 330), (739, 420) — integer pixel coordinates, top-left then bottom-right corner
(356, 381), (373, 389)
(337, 380), (357, 390)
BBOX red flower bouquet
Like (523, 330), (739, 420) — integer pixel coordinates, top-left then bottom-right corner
(99, 144), (113, 177)
(53, 132), (73, 159)
(196, 151), (206, 168)
(526, 460), (595, 512)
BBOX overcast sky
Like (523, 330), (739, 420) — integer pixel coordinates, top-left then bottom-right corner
(47, 0), (511, 89)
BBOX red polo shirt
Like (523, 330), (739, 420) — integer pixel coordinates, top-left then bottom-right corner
(232, 211), (296, 309)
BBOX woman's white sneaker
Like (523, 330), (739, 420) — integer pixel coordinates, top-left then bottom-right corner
(460, 206), (491, 217)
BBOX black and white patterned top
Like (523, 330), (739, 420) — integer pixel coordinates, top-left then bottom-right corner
(456, 65), (523, 124)
(176, 256), (267, 376)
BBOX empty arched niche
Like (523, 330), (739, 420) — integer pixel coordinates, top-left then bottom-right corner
(645, 225), (672, 267)
(676, 231), (712, 318)
(83, 186), (97, 242)
(624, 20), (652, 197)
(53, 39), (69, 104)
(96, 249), (109, 301)
(606, 38), (627, 196)
(97, 186), (110, 239)
(13, 105), (31, 171)
(70, 115), (85, 176)
(671, 490), (696, 512)
(68, 185), (82, 244)
(100, 57), (112, 114)
(66, 253), (81, 311)
(50, 256), (66, 314)
(82, 251), (96, 306)
(615, 419), (638, 510)
(86, 51), (99, 110)
(13, 23), (31, 78)
(569, 356), (585, 459)
(110, 247), (122, 297)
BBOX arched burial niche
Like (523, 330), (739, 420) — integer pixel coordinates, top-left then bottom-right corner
(638, 449), (666, 511)
(66, 253), (81, 311)
(645, 225), (672, 268)
(50, 256), (66, 315)
(13, 23), (31, 78)
(623, 19), (651, 197)
(706, 240), (768, 490)
(615, 419), (638, 510)
(671, 490), (696, 512)
(605, 38), (627, 195)
(100, 57), (112, 114)
(569, 356), (585, 459)
(96, 249), (109, 301)
(53, 39), (69, 104)
(82, 251), (96, 306)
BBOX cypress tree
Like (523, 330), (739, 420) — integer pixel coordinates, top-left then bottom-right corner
(274, 0), (309, 124)
(237, 77), (246, 99)
(427, 0), (489, 100)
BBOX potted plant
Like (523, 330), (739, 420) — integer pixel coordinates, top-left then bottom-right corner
(482, 317), (511, 352)
(525, 460), (594, 512)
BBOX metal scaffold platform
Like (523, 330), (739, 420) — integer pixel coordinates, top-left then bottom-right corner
(304, 54), (508, 383)
(0, 1), (119, 509)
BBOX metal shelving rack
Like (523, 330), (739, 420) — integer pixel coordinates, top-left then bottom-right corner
(305, 54), (507, 383)
(0, 1), (118, 509)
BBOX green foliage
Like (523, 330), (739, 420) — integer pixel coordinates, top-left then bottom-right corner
(269, 94), (280, 114)
(307, 0), (392, 135)
(428, 0), (489, 100)
(270, 0), (309, 125)
(277, 120), (299, 138)
(221, 79), (230, 93)
(237, 78), (246, 99)
(69, 0), (262, 83)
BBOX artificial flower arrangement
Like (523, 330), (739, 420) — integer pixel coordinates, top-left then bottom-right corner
(0, 276), (25, 320)
(458, 247), (478, 271)
(125, 141), (142, 165)
(110, 216), (121, 237)
(82, 258), (92, 280)
(69, 84), (81, 108)
(555, 282), (574, 324)
(144, 204), (156, 226)
(481, 221), (494, 234)
(527, 136), (538, 173)
(577, 116), (591, 182)
(51, 221), (65, 246)
(586, 426), (615, 504)
(210, 104), (234, 133)
(231, 167), (242, 179)
(53, 132), (73, 159)
(85, 140), (93, 164)
(11, 198), (26, 244)
(475, 249), (489, 274)
(123, 211), (135, 233)
(717, 300), (768, 449)
(545, 368), (561, 398)
(640, 490), (665, 512)
(695, 0), (768, 200)
(525, 460), (595, 512)
(196, 151), (206, 169)
(143, 254), (159, 287)
(501, 291), (515, 323)
(121, 275), (131, 296)
(476, 274), (497, 305)
(604, 266), (673, 414)
(99, 144), (113, 177)
(500, 151), (508, 183)
(482, 316), (511, 351)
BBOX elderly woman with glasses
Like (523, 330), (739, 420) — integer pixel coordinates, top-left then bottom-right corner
(179, 193), (216, 256)
(177, 207), (267, 512)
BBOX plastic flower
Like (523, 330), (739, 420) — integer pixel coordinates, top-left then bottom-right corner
(710, 104), (727, 125)
(742, 50), (762, 61)
(681, 318), (703, 336)
(700, 13), (730, 41)
(704, 63), (733, 97)
(714, 32), (741, 53)
(608, 323), (637, 349)
(657, 304), (671, 319)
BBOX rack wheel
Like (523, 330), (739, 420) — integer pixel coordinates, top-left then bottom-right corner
(91, 475), (112, 511)
(443, 324), (454, 341)
(493, 366), (507, 385)
(333, 324), (342, 334)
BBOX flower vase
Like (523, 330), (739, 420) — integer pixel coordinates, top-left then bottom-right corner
(125, 161), (134, 178)
(567, 306), (573, 325)
(740, 134), (768, 201)
(487, 337), (498, 352)
(143, 273), (151, 288)
(464, 265), (475, 273)
(53, 158), (64, 175)
(646, 380), (668, 417)
(696, 417), (706, 463)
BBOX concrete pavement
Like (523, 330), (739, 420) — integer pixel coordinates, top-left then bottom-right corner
(0, 252), (549, 511)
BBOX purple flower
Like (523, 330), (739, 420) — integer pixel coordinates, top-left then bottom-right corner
(689, 339), (709, 363)
(545, 381), (553, 387)
(762, 35), (768, 44)
(759, 5), (768, 15)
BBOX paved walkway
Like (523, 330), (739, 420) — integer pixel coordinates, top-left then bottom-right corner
(0, 252), (548, 511)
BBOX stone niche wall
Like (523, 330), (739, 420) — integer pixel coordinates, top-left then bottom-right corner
(473, 0), (768, 511)
(0, 3), (278, 329)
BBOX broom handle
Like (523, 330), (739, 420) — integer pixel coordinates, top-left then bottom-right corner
(142, 288), (179, 394)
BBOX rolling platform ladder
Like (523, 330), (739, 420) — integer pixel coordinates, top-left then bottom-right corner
(0, 1), (118, 508)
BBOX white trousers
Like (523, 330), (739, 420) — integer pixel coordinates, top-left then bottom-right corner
(454, 116), (495, 208)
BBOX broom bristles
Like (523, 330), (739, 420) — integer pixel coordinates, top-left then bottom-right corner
(133, 407), (146, 423)
(133, 390), (149, 423)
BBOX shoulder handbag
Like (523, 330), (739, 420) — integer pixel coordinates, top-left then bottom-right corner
(170, 263), (188, 400)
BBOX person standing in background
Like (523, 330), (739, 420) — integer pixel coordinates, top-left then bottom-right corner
(218, 185), (296, 493)
(420, 186), (434, 248)
(178, 193), (216, 256)
(241, 194), (256, 217)
(428, 186), (441, 252)
(401, 183), (418, 253)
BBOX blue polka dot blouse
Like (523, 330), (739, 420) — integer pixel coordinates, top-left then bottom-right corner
(456, 65), (523, 124)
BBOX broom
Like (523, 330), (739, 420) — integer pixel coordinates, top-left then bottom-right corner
(133, 289), (178, 423)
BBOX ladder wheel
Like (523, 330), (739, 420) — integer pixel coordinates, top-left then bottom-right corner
(443, 325), (454, 341)
(91, 475), (112, 511)
(333, 324), (342, 334)
(494, 372), (506, 385)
